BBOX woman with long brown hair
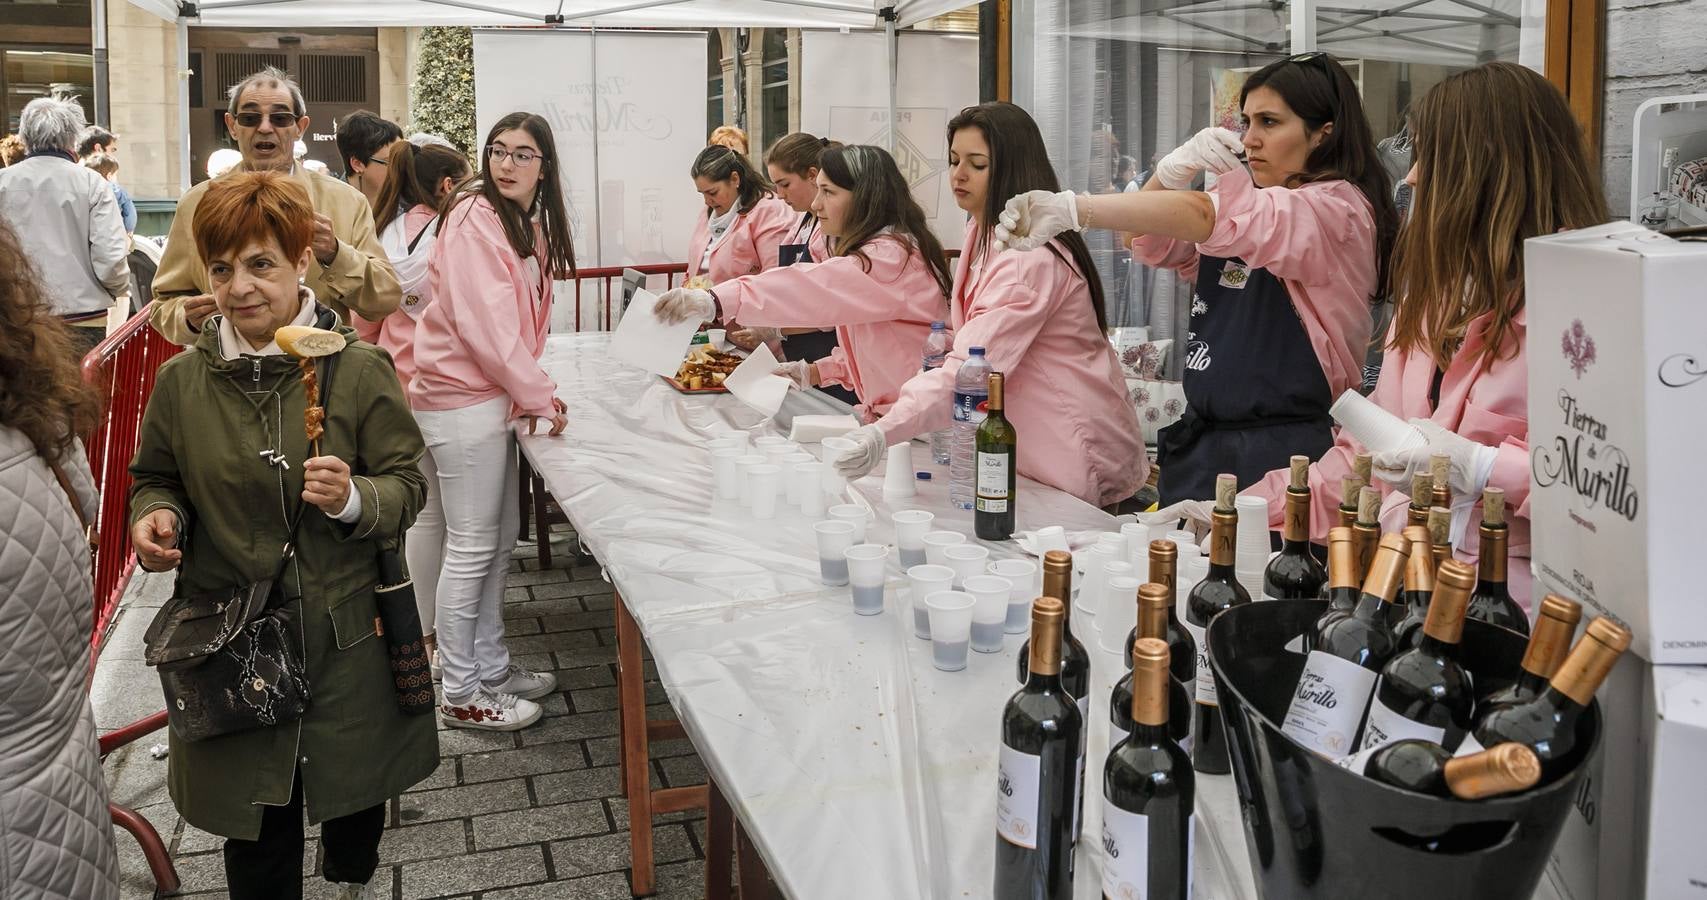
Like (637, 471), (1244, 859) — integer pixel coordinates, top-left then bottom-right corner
(761, 131), (857, 404)
(655, 144), (953, 417)
(1243, 61), (1608, 606)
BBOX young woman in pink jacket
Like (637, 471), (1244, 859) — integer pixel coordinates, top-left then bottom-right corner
(350, 140), (470, 666)
(998, 53), (1398, 507)
(410, 112), (575, 732)
(654, 144), (954, 417)
(831, 103), (1144, 509)
(1240, 63), (1607, 608)
(761, 131), (855, 405)
(685, 144), (795, 285)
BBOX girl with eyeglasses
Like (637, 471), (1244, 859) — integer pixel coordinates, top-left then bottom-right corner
(409, 112), (574, 732)
(828, 103), (1144, 508)
(999, 52), (1398, 510)
(1241, 62), (1607, 607)
(653, 144), (953, 419)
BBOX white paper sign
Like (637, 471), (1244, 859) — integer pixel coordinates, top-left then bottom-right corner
(724, 342), (791, 417)
(607, 288), (698, 377)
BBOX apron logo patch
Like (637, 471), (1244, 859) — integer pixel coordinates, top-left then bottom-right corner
(1184, 337), (1212, 372)
(1218, 260), (1250, 289)
(1191, 295), (1208, 318)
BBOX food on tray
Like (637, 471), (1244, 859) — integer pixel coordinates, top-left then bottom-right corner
(673, 345), (743, 390)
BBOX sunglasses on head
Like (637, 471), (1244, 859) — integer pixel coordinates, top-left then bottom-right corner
(234, 111), (299, 128)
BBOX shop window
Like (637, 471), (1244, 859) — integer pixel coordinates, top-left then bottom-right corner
(707, 31), (725, 133)
(760, 29), (789, 157)
(2, 49), (93, 133)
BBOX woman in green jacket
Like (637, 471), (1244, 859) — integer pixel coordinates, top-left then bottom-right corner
(128, 170), (436, 900)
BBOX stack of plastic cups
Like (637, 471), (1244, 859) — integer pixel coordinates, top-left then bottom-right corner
(883, 442), (915, 499)
(1330, 389), (1427, 456)
(784, 451), (815, 506)
(1076, 540), (1118, 623)
(1119, 523), (1149, 569)
(1234, 495), (1271, 600)
(708, 431), (749, 453)
(748, 465), (780, 519)
(821, 436), (856, 497)
(893, 510), (934, 568)
(1098, 575), (1143, 656)
(794, 462), (825, 516)
(1166, 529), (1200, 561)
(1178, 555), (1210, 611)
(754, 434), (791, 456)
(989, 558), (1038, 634)
(711, 448), (743, 501)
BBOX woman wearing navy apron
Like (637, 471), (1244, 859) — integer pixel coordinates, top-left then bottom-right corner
(995, 53), (1397, 508)
(761, 132), (857, 405)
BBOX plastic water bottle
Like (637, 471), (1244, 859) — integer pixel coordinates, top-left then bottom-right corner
(949, 346), (992, 509)
(922, 322), (952, 464)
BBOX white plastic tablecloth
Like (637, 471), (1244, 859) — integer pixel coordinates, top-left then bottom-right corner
(523, 334), (1548, 900)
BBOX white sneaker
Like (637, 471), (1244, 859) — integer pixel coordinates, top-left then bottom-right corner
(439, 687), (542, 732)
(332, 881), (377, 900)
(485, 663), (558, 701)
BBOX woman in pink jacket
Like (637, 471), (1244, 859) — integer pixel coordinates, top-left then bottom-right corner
(410, 112), (575, 733)
(997, 53), (1398, 507)
(831, 103), (1144, 509)
(655, 144), (953, 417)
(1241, 63), (1607, 607)
(351, 140), (470, 665)
(685, 144), (795, 285)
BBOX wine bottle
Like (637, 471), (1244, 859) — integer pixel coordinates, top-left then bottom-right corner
(1185, 474), (1251, 775)
(1013, 551), (1090, 850)
(1407, 473), (1433, 530)
(1264, 455), (1328, 601)
(1102, 637), (1194, 900)
(1427, 506), (1452, 572)
(1310, 527), (1361, 647)
(1429, 452), (1452, 512)
(1352, 486), (1382, 584)
(1479, 594), (1583, 712)
(1340, 739), (1541, 800)
(1394, 525), (1434, 646)
(1363, 559), (1476, 753)
(1124, 540), (1193, 687)
(1336, 475), (1361, 531)
(996, 598), (1083, 900)
(1467, 488), (1528, 636)
(1280, 533), (1409, 759)
(1113, 583), (1193, 753)
(975, 371), (1017, 541)
(1465, 616), (1631, 780)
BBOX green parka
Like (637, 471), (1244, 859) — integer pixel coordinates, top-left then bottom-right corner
(128, 307), (438, 840)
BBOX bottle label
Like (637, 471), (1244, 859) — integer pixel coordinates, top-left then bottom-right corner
(1182, 619), (1217, 706)
(996, 743), (1042, 849)
(1359, 697), (1447, 752)
(975, 451), (1011, 512)
(952, 389), (988, 427)
(1454, 734), (1486, 757)
(1280, 650), (1379, 760)
(1099, 805), (1195, 900)
(1336, 741), (1382, 773)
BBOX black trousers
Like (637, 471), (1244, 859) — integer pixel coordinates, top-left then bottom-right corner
(223, 772), (387, 900)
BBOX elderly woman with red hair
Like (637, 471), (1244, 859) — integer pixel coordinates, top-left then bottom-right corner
(128, 170), (435, 900)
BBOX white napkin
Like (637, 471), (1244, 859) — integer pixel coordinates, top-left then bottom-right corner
(609, 288), (700, 377)
(724, 342), (791, 417)
(787, 414), (860, 443)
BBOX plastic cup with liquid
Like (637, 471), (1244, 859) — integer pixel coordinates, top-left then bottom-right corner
(844, 544), (888, 616)
(989, 558), (1038, 633)
(814, 521), (856, 586)
(827, 504), (868, 544)
(944, 543), (990, 590)
(963, 574), (1010, 653)
(892, 509), (934, 568)
(906, 564), (954, 639)
(923, 530), (966, 568)
(925, 591), (976, 671)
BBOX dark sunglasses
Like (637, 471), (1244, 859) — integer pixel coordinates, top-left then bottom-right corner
(1287, 51), (1328, 64)
(233, 111), (299, 128)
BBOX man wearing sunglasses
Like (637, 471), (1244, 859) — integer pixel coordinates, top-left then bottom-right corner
(150, 66), (400, 345)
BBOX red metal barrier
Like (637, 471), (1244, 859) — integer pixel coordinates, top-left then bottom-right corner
(571, 262), (689, 332)
(79, 304), (182, 658)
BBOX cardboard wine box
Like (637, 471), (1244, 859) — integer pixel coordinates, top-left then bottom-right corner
(1525, 224), (1707, 664)
(1643, 665), (1707, 898)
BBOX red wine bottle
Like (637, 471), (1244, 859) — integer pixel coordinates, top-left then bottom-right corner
(1264, 455), (1327, 601)
(1479, 594), (1583, 711)
(1363, 559), (1476, 753)
(1113, 583), (1193, 753)
(1124, 539), (1190, 683)
(996, 598), (1082, 900)
(1340, 739), (1540, 799)
(1185, 474), (1251, 775)
(1394, 525), (1435, 647)
(1468, 488), (1528, 636)
(1310, 527), (1361, 650)
(1102, 637), (1194, 900)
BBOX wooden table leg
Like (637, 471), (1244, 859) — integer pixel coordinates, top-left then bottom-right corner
(616, 594), (657, 897)
(704, 779), (735, 900)
(736, 821), (781, 900)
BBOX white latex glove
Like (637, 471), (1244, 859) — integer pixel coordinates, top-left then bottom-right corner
(653, 287), (715, 326)
(833, 423), (887, 480)
(1154, 127), (1246, 190)
(1138, 499), (1215, 537)
(1371, 419), (1499, 498)
(731, 325), (782, 346)
(993, 189), (1081, 253)
(774, 360), (812, 390)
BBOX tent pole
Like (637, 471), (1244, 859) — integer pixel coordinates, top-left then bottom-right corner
(1290, 0), (1316, 53)
(92, 0), (109, 126)
(177, 18), (191, 192)
(883, 6), (897, 153)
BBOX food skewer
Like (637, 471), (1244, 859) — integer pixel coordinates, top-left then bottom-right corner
(275, 325), (348, 458)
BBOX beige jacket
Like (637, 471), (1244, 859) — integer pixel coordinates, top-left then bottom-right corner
(149, 165), (400, 345)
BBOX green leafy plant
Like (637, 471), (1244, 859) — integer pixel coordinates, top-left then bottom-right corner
(409, 26), (477, 155)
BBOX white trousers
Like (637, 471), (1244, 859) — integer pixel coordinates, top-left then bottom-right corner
(403, 422), (443, 638)
(415, 397), (520, 702)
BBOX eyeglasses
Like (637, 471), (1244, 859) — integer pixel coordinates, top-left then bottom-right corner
(487, 145), (545, 167)
(233, 111), (300, 129)
(366, 156), (389, 167)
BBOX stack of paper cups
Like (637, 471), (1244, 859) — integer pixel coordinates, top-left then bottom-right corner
(1330, 389), (1426, 455)
(1234, 495), (1271, 598)
(1099, 575), (1142, 655)
(883, 442), (915, 499)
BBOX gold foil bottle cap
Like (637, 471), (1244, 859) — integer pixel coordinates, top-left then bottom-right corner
(1148, 540), (1177, 562)
(1137, 583), (1172, 641)
(1521, 594), (1585, 680)
(1327, 526), (1355, 545)
(1483, 488), (1506, 527)
(1538, 594), (1584, 628)
(1131, 637), (1172, 727)
(1289, 455), (1310, 490)
(1584, 616), (1633, 653)
(1411, 473), (1433, 508)
(1402, 525), (1431, 545)
(1423, 559), (1472, 642)
(1357, 486), (1381, 525)
(1028, 597), (1064, 674)
(1361, 533), (1412, 603)
(1444, 742), (1543, 800)
(1437, 558), (1476, 591)
(1215, 474), (1238, 511)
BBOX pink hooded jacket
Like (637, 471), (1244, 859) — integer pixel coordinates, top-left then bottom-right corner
(1132, 172), (1377, 399)
(1244, 309), (1533, 606)
(714, 233), (948, 417)
(354, 204), (437, 393)
(879, 222), (1145, 509)
(409, 195), (557, 420)
(686, 197), (796, 284)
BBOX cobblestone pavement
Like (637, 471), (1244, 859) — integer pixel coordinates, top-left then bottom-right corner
(95, 525), (710, 899)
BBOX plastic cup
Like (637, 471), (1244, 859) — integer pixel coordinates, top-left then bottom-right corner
(707, 436), (743, 455)
(892, 510), (934, 568)
(1077, 543), (1115, 619)
(1179, 556), (1209, 610)
(989, 558), (1038, 633)
(1032, 525), (1069, 558)
(828, 504), (868, 544)
(1098, 575), (1144, 655)
(906, 564), (954, 639)
(1236, 495), (1270, 549)
(794, 462), (825, 516)
(923, 530), (966, 568)
(1100, 561), (1136, 629)
(925, 591), (976, 671)
(944, 543), (991, 590)
(735, 454), (765, 497)
(710, 429), (749, 452)
(1330, 389), (1426, 455)
(814, 521), (857, 586)
(763, 442), (795, 471)
(784, 452), (814, 506)
(754, 435), (791, 452)
(711, 448), (743, 501)
(821, 436), (857, 495)
(844, 544), (889, 616)
(1120, 522), (1149, 564)
(706, 328), (727, 349)
(883, 442), (915, 498)
(963, 574), (1010, 653)
(748, 464), (780, 519)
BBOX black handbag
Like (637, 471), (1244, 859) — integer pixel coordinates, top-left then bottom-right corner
(375, 547), (434, 714)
